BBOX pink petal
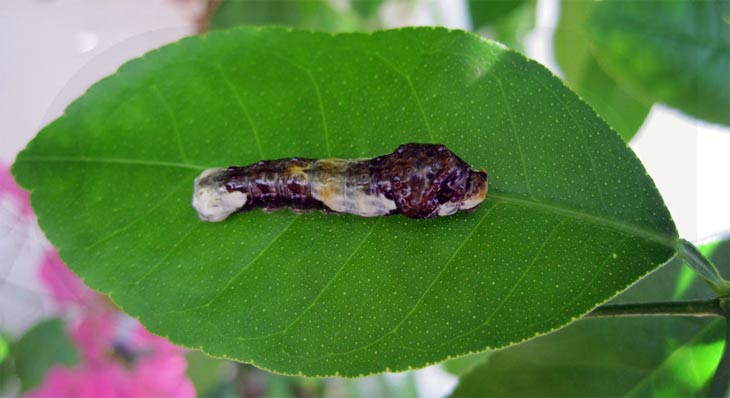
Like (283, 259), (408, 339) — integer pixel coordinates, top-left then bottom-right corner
(38, 249), (93, 306)
(28, 364), (133, 398)
(72, 311), (118, 365)
(0, 164), (33, 219)
(133, 354), (196, 398)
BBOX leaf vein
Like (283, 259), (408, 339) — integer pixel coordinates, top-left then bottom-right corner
(215, 64), (265, 158)
(488, 192), (675, 248)
(493, 75), (534, 198)
(133, 222), (200, 287)
(368, 52), (435, 143)
(151, 85), (189, 163)
(15, 156), (209, 171)
(266, 52), (332, 157)
(529, 74), (609, 213)
(278, 217), (383, 336)
(303, 204), (497, 360)
(85, 178), (193, 251)
(176, 214), (301, 313)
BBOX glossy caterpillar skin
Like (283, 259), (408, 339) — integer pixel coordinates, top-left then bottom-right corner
(193, 143), (488, 221)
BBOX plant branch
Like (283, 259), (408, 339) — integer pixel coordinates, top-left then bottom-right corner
(587, 298), (727, 318)
(709, 297), (730, 397)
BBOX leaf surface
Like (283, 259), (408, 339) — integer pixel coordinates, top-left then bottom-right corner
(586, 0), (730, 126)
(12, 27), (677, 376)
(451, 241), (729, 397)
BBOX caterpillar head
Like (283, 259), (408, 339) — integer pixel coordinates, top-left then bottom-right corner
(435, 168), (488, 217)
(459, 169), (488, 210)
(192, 168), (248, 222)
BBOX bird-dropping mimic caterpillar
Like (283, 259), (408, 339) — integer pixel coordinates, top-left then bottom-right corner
(193, 143), (488, 221)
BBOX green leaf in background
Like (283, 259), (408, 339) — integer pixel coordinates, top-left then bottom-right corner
(469, 0), (526, 27)
(451, 240), (730, 397)
(12, 27), (677, 376)
(0, 334), (10, 391)
(186, 351), (234, 397)
(209, 0), (360, 32)
(468, 0), (536, 51)
(554, 0), (651, 142)
(0, 335), (7, 364)
(12, 318), (80, 392)
(587, 0), (730, 126)
(442, 351), (491, 376)
(705, 240), (730, 396)
(351, 0), (385, 19)
(265, 372), (294, 398)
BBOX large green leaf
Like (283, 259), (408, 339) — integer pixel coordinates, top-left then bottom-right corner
(554, 0), (651, 142)
(12, 27), (677, 376)
(451, 241), (729, 397)
(586, 0), (730, 126)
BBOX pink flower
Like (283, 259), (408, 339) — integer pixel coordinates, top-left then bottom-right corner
(0, 164), (33, 219)
(71, 311), (118, 365)
(38, 249), (93, 306)
(30, 312), (195, 398)
(29, 365), (133, 398)
(132, 351), (194, 398)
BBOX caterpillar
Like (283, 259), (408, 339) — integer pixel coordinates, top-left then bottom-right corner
(192, 143), (487, 221)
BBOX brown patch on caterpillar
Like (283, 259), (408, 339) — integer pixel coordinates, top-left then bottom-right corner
(192, 143), (488, 221)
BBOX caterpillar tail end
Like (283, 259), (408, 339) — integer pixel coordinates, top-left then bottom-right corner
(192, 168), (248, 222)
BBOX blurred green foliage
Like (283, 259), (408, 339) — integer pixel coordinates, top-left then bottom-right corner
(554, 0), (651, 142)
(209, 0), (367, 32)
(442, 351), (491, 376)
(587, 0), (730, 127)
(2, 318), (80, 393)
(467, 0), (536, 51)
(556, 0), (729, 141)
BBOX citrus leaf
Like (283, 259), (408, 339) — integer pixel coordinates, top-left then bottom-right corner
(554, 0), (650, 142)
(12, 27), (677, 376)
(450, 240), (729, 397)
(586, 0), (730, 126)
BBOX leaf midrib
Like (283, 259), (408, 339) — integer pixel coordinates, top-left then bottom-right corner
(15, 154), (677, 251)
(488, 192), (675, 248)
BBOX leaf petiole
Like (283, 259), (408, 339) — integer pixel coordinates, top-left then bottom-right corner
(587, 297), (728, 318)
(679, 239), (730, 297)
